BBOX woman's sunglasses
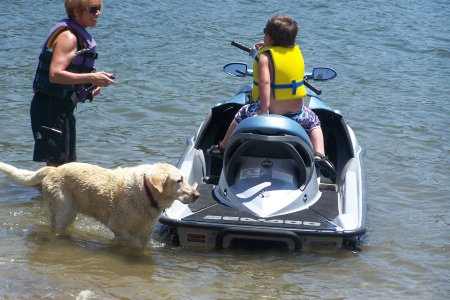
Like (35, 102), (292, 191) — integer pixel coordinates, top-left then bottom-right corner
(87, 5), (101, 14)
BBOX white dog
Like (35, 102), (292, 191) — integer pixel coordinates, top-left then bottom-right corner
(0, 162), (200, 246)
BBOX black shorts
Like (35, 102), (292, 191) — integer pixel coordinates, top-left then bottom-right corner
(30, 92), (77, 164)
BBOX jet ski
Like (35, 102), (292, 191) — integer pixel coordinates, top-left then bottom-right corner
(159, 41), (367, 251)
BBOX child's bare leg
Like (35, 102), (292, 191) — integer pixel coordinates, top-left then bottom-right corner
(308, 127), (325, 155)
(220, 122), (237, 148)
(207, 121), (237, 155)
(308, 127), (336, 178)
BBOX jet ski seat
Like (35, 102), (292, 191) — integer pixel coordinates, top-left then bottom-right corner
(224, 115), (315, 190)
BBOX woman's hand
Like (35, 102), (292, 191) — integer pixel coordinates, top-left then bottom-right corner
(92, 86), (102, 97)
(92, 71), (114, 87)
(89, 72), (114, 98)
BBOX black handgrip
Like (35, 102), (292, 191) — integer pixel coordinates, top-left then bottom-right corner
(86, 74), (116, 101)
(86, 75), (115, 93)
(231, 41), (251, 53)
(303, 77), (322, 95)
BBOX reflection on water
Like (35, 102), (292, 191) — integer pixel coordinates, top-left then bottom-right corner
(0, 0), (449, 299)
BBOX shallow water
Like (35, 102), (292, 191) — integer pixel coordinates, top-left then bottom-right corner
(0, 0), (449, 299)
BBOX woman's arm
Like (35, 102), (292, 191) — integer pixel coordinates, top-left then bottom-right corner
(49, 30), (113, 87)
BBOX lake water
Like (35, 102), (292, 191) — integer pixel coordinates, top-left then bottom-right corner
(0, 0), (449, 299)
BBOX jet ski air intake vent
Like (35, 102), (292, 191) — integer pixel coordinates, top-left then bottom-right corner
(186, 232), (206, 243)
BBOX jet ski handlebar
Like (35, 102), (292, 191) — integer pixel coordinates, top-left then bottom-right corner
(231, 41), (252, 53)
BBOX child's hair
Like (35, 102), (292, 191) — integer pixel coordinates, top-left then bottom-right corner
(265, 14), (298, 47)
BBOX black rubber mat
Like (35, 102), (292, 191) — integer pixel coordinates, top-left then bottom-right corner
(188, 184), (218, 212)
(309, 190), (339, 220)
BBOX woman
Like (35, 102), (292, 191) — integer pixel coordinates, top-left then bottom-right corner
(31, 0), (114, 167)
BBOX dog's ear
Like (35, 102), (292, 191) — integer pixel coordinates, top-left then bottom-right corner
(148, 171), (169, 194)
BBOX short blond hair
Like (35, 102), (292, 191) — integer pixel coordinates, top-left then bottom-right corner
(65, 0), (103, 19)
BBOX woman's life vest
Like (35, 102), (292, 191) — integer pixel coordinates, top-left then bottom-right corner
(252, 45), (307, 102)
(33, 19), (97, 104)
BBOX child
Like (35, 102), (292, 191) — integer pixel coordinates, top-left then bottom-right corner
(207, 14), (335, 178)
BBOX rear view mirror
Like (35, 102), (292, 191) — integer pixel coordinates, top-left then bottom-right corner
(223, 63), (248, 77)
(312, 68), (337, 81)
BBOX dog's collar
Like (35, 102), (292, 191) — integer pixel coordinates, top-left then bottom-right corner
(143, 174), (159, 208)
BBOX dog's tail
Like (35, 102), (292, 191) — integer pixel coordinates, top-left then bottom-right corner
(0, 162), (54, 187)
